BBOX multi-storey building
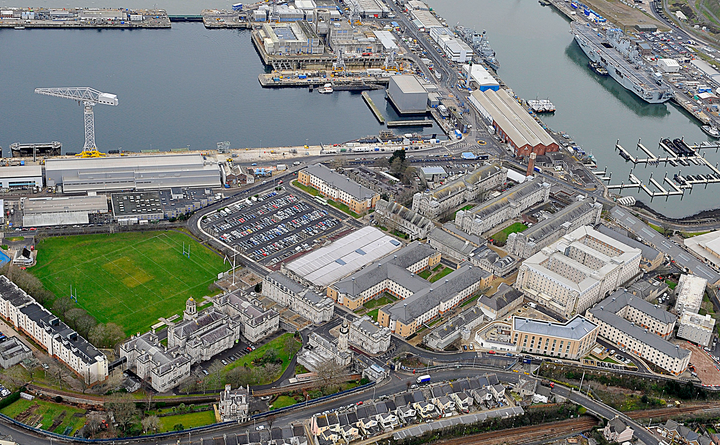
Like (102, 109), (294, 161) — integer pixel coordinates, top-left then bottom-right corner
(427, 226), (480, 263)
(677, 312), (715, 347)
(516, 226), (642, 318)
(595, 225), (664, 272)
(327, 242), (440, 310)
(586, 304), (691, 375)
(298, 164), (379, 215)
(454, 178), (551, 237)
(506, 199), (603, 259)
(674, 274), (707, 316)
(375, 199), (434, 240)
(0, 276), (107, 385)
(478, 283), (523, 321)
(511, 315), (599, 359)
(423, 306), (484, 350)
(218, 384), (250, 423)
(593, 289), (677, 338)
(349, 316), (391, 355)
(378, 264), (491, 337)
(263, 272), (334, 323)
(297, 321), (352, 372)
(122, 293), (279, 392)
(411, 163), (507, 219)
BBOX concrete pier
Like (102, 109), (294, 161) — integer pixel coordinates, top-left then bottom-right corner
(387, 120), (434, 127)
(361, 91), (385, 124)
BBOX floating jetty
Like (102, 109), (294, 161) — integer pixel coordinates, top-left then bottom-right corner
(361, 91), (385, 124)
(387, 120), (433, 127)
(527, 99), (556, 113)
(10, 141), (61, 159)
(607, 138), (720, 200)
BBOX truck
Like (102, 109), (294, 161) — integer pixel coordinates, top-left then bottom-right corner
(277, 164), (287, 171)
(540, 379), (555, 389)
(416, 375), (431, 384)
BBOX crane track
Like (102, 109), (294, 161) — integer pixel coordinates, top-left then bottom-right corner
(432, 416), (598, 445)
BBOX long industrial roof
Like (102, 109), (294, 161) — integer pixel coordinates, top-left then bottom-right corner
(45, 153), (207, 170)
(286, 226), (402, 287)
(471, 89), (555, 149)
(0, 165), (43, 178)
(391, 75), (427, 94)
(513, 315), (597, 341)
(23, 195), (108, 214)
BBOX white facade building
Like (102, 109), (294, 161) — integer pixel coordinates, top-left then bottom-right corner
(0, 165), (43, 190)
(516, 226), (642, 318)
(677, 312), (715, 347)
(674, 274), (707, 316)
(0, 276), (107, 385)
(349, 316), (391, 355)
(218, 384), (249, 422)
(263, 272), (334, 323)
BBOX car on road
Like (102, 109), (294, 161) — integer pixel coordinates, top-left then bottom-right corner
(202, 369), (209, 375)
(256, 425), (265, 430)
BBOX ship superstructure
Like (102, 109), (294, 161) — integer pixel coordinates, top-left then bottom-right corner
(571, 22), (672, 104)
(455, 25), (500, 71)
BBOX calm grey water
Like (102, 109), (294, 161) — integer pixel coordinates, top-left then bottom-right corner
(1, 0), (718, 217)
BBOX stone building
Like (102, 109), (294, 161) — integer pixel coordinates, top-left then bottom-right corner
(454, 178), (551, 237)
(218, 384), (250, 422)
(349, 316), (391, 355)
(297, 322), (352, 372)
(411, 163), (507, 219)
(375, 199), (434, 240)
(263, 272), (334, 323)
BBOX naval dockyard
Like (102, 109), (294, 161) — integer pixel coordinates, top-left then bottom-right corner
(5, 0), (720, 215)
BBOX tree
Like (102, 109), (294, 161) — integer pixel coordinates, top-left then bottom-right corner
(64, 307), (88, 330)
(374, 157), (390, 169)
(52, 296), (74, 318)
(141, 415), (159, 434)
(314, 359), (346, 395)
(105, 393), (138, 433)
(75, 314), (98, 338)
(88, 322), (126, 349)
(332, 155), (346, 170)
(388, 149), (406, 165)
(390, 157), (405, 176)
(254, 282), (262, 293)
(283, 334), (300, 358)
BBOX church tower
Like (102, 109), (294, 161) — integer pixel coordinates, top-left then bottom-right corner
(184, 297), (197, 321)
(338, 318), (349, 353)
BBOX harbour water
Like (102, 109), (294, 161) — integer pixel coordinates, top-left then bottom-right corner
(1, 0), (719, 218)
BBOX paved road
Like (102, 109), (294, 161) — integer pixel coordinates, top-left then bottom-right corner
(610, 206), (720, 285)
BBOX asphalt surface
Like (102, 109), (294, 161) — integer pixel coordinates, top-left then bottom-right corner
(610, 206), (720, 284)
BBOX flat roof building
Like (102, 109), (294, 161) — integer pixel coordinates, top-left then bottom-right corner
(286, 226), (401, 287)
(45, 154), (221, 193)
(0, 165), (43, 190)
(386, 75), (428, 114)
(684, 230), (720, 270)
(462, 64), (499, 91)
(469, 89), (559, 157)
(21, 195), (109, 227)
(674, 274), (707, 316)
(298, 164), (380, 215)
(516, 226), (642, 318)
(111, 191), (165, 222)
(511, 315), (598, 359)
(677, 312), (715, 347)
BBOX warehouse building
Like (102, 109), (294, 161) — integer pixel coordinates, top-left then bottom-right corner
(410, 8), (442, 29)
(0, 165), (43, 190)
(505, 198), (603, 259)
(674, 274), (707, 316)
(596, 225), (664, 272)
(21, 194), (109, 227)
(258, 22), (323, 55)
(346, 0), (388, 17)
(386, 75), (428, 114)
(374, 199), (434, 240)
(586, 302), (691, 375)
(428, 28), (473, 63)
(286, 226), (402, 287)
(469, 89), (559, 157)
(412, 162), (507, 219)
(462, 64), (499, 91)
(677, 312), (715, 347)
(111, 192), (165, 223)
(298, 164), (379, 215)
(516, 226), (642, 318)
(45, 154), (220, 193)
(511, 315), (599, 360)
(454, 177), (550, 237)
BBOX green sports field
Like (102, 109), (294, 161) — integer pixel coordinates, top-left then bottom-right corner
(31, 231), (227, 336)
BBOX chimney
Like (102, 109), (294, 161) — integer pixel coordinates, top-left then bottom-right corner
(526, 152), (537, 176)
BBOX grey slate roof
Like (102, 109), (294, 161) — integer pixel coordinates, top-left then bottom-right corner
(383, 264), (490, 324)
(464, 178), (545, 220)
(597, 288), (676, 325)
(429, 227), (476, 257)
(266, 271), (306, 295)
(521, 200), (599, 243)
(304, 164), (377, 201)
(588, 305), (690, 360)
(513, 315), (597, 341)
(479, 283), (522, 311)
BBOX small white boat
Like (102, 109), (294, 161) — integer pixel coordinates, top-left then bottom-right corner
(702, 125), (720, 138)
(14, 26), (26, 29)
(318, 83), (333, 94)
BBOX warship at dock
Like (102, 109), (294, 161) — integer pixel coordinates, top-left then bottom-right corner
(571, 21), (672, 104)
(454, 25), (500, 71)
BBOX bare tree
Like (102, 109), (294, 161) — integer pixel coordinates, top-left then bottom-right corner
(144, 392), (154, 414)
(105, 393), (139, 433)
(141, 415), (159, 434)
(52, 296), (75, 318)
(314, 359), (347, 395)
